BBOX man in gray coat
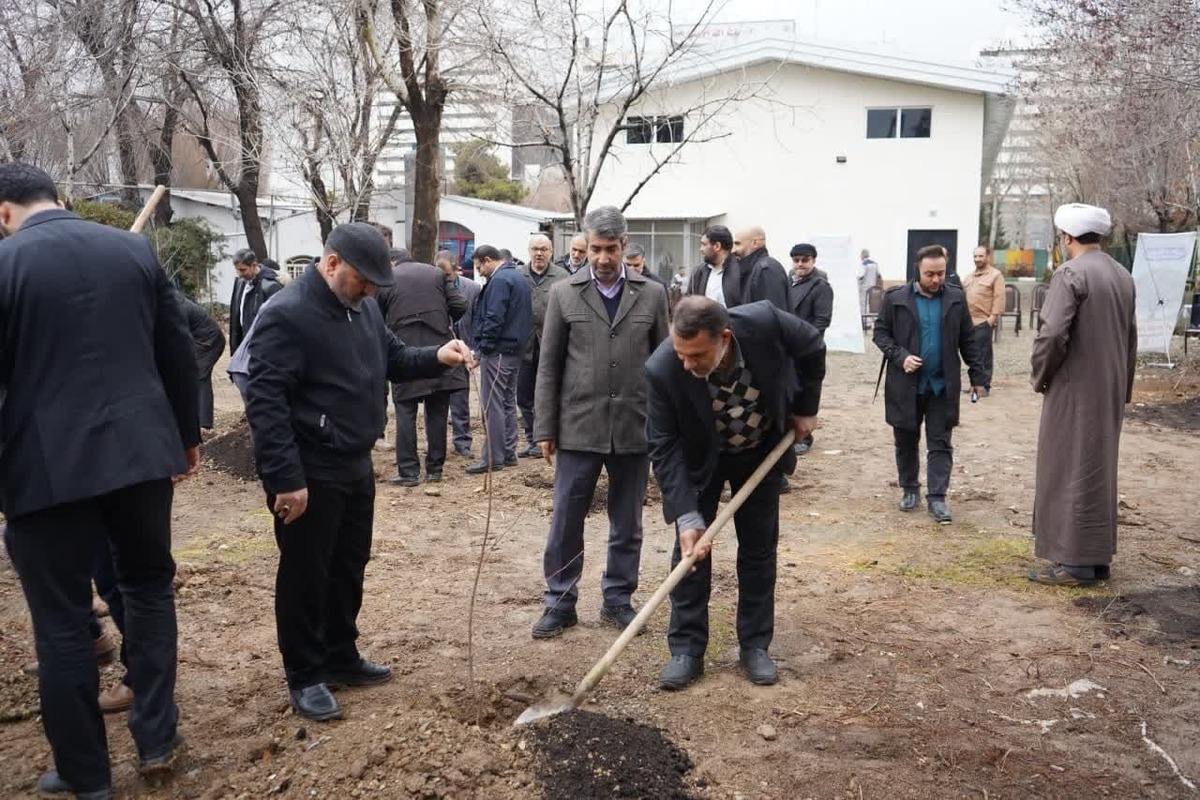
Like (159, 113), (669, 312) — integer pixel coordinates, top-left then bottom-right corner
(375, 254), (467, 485)
(531, 206), (670, 638)
(517, 235), (571, 457)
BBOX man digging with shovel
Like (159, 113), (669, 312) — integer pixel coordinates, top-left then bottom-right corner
(646, 296), (826, 689)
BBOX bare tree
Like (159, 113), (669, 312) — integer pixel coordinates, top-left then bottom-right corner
(1018, 0), (1200, 233)
(282, 6), (404, 243)
(174, 0), (297, 257)
(478, 0), (773, 227)
(359, 0), (453, 262)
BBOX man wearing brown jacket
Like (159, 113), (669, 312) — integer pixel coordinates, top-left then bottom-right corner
(530, 206), (670, 638)
(963, 246), (1006, 394)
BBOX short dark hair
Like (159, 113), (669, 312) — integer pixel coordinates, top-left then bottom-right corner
(790, 243), (817, 259)
(0, 162), (58, 206)
(369, 221), (393, 246)
(233, 248), (258, 265)
(701, 225), (733, 253)
(1074, 232), (1102, 245)
(389, 248), (411, 264)
(672, 296), (730, 339)
(916, 245), (948, 265)
(497, 248), (513, 261)
(473, 244), (501, 262)
(624, 242), (646, 259)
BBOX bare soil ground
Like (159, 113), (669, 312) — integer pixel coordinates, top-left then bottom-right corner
(2, 330), (1199, 799)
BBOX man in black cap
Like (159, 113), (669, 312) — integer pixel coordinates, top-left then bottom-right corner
(787, 243), (833, 454)
(244, 222), (473, 722)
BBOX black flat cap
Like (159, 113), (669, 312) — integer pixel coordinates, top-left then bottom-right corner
(326, 222), (394, 286)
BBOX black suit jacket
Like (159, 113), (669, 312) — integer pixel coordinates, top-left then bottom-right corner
(788, 272), (834, 334)
(646, 301), (826, 524)
(0, 209), (200, 516)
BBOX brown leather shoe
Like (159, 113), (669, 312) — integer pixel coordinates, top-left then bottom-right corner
(99, 682), (134, 714)
(93, 631), (117, 665)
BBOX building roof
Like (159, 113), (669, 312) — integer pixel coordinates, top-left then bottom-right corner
(442, 194), (570, 221)
(633, 37), (1018, 98)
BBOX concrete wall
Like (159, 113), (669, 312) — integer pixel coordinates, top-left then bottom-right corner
(588, 61), (987, 282)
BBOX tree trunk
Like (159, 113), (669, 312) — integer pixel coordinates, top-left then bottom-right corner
(236, 184), (268, 258)
(409, 111), (443, 262)
(309, 169), (335, 243)
(150, 102), (178, 225)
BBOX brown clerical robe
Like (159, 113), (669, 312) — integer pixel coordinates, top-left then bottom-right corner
(1030, 249), (1137, 566)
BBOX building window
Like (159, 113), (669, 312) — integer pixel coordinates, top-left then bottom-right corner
(867, 107), (932, 139)
(626, 117), (655, 144)
(656, 116), (684, 143)
(625, 115), (685, 145)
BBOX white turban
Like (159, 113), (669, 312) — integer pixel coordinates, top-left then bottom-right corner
(1054, 203), (1112, 237)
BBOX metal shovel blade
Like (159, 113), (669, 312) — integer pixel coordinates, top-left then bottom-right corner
(515, 689), (575, 726)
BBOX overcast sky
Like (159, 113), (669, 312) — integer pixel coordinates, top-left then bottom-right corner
(671, 0), (1031, 64)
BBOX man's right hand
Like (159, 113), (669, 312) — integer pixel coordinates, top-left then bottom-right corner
(679, 527), (711, 568)
(903, 355), (923, 374)
(538, 440), (556, 467)
(274, 488), (309, 525)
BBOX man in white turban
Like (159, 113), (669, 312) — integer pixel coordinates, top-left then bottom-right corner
(1028, 203), (1137, 586)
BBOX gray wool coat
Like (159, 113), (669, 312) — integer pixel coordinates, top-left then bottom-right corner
(533, 268), (670, 454)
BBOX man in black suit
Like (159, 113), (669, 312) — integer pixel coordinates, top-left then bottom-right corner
(228, 247), (283, 354)
(647, 296), (825, 691)
(787, 243), (834, 455)
(0, 163), (200, 798)
(178, 291), (226, 432)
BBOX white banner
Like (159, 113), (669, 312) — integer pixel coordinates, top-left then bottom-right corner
(810, 234), (866, 354)
(1132, 232), (1196, 354)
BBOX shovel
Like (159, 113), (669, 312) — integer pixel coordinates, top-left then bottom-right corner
(516, 430), (797, 726)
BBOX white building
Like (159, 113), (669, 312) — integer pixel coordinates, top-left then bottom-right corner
(587, 38), (1016, 282)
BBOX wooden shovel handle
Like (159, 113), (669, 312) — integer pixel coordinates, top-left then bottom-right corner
(571, 430), (798, 702)
(130, 185), (167, 233)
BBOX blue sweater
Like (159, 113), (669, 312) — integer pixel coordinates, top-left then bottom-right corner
(474, 263), (533, 355)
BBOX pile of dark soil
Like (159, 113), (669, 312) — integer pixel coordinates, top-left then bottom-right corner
(1076, 585), (1200, 644)
(528, 710), (695, 799)
(1127, 395), (1200, 431)
(204, 418), (257, 481)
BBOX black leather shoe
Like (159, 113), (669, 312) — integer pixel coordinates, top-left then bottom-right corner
(327, 659), (392, 687)
(426, 471), (443, 483)
(289, 684), (343, 721)
(504, 453), (519, 467)
(599, 603), (643, 634)
(389, 474), (420, 487)
(532, 608), (578, 639)
(740, 648), (779, 685)
(465, 460), (503, 475)
(36, 771), (112, 799)
(928, 500), (953, 524)
(519, 443), (541, 458)
(1093, 564), (1111, 580)
(658, 655), (704, 690)
(899, 490), (919, 511)
(137, 734), (186, 776)
(454, 447), (474, 458)
(779, 476), (792, 494)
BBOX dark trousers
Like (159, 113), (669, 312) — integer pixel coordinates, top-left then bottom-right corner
(973, 321), (994, 389)
(517, 345), (538, 444)
(449, 387), (472, 452)
(479, 353), (520, 466)
(395, 391), (451, 476)
(668, 451), (782, 657)
(269, 476), (374, 689)
(542, 450), (648, 611)
(893, 390), (953, 501)
(5, 480), (179, 792)
(92, 538), (130, 685)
